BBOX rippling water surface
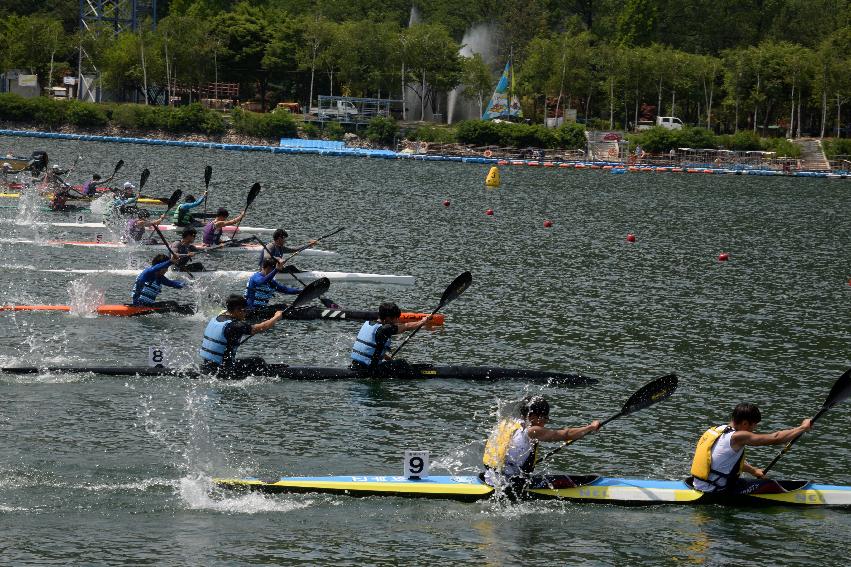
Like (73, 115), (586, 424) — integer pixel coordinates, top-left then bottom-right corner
(2, 135), (850, 565)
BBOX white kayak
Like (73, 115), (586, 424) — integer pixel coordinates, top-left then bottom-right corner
(0, 238), (337, 257)
(38, 268), (415, 286)
(49, 221), (276, 234)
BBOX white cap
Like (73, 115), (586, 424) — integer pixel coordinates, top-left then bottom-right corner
(52, 164), (61, 170)
(123, 181), (134, 190)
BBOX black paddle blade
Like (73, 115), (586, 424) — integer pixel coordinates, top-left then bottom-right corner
(822, 367), (851, 412)
(620, 374), (678, 417)
(439, 271), (472, 308)
(165, 189), (182, 209)
(290, 277), (331, 309)
(113, 159), (124, 175)
(204, 165), (212, 188)
(245, 182), (261, 208)
(139, 168), (150, 190)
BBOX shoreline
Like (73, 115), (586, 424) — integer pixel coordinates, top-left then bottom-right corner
(1, 124), (847, 179)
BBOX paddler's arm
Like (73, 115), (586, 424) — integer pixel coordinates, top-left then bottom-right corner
(216, 211), (245, 228)
(730, 419), (813, 450)
(394, 317), (430, 333)
(249, 310), (283, 334)
(742, 462), (765, 479)
(528, 421), (601, 442)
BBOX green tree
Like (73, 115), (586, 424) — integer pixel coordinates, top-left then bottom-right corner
(211, 5), (273, 110)
(459, 53), (492, 118)
(403, 23), (462, 120)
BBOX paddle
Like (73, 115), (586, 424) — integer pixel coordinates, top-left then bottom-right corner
(189, 236), (256, 255)
(228, 182), (261, 241)
(277, 227), (346, 266)
(761, 367), (851, 475)
(239, 277), (331, 345)
(389, 271), (472, 359)
(203, 165), (212, 218)
(538, 373), (679, 464)
(109, 159), (124, 181)
(252, 236), (340, 309)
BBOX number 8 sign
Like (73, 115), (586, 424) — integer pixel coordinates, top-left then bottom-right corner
(403, 450), (429, 479)
(148, 346), (169, 368)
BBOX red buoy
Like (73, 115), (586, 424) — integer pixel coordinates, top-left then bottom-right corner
(626, 233), (636, 242)
(485, 208), (494, 216)
(543, 220), (553, 228)
(442, 200), (450, 207)
(718, 252), (730, 262)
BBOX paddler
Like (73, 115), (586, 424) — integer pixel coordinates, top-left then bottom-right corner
(349, 302), (429, 375)
(80, 173), (103, 197)
(482, 396), (600, 499)
(172, 192), (207, 227)
(172, 227), (204, 272)
(258, 229), (317, 266)
(202, 207), (245, 246)
(123, 209), (166, 243)
(131, 253), (186, 308)
(198, 294), (283, 378)
(244, 258), (301, 318)
(690, 403), (813, 493)
(114, 181), (139, 214)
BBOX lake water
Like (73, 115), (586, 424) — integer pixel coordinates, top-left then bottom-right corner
(1, 135), (850, 565)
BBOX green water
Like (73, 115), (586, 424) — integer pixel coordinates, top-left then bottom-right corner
(1, 135), (850, 565)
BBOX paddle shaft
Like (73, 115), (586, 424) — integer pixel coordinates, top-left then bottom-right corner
(761, 406), (828, 476)
(152, 225), (194, 280)
(228, 182), (260, 241)
(279, 227), (345, 265)
(538, 411), (623, 464)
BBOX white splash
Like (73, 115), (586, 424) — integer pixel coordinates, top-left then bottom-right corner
(448, 23), (499, 124)
(67, 279), (104, 316)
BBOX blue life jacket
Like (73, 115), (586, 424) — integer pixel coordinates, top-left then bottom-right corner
(351, 321), (391, 366)
(198, 317), (235, 365)
(132, 275), (161, 305)
(245, 272), (277, 308)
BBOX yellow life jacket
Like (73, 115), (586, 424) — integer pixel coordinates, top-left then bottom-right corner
(483, 418), (538, 473)
(690, 425), (745, 487)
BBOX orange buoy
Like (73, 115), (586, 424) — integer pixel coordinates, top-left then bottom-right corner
(543, 220), (553, 228)
(718, 252), (730, 262)
(626, 233), (636, 243)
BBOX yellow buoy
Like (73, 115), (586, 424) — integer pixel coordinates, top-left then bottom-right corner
(485, 166), (500, 188)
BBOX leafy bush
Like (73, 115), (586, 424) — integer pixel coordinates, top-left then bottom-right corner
(232, 108), (296, 138)
(628, 127), (676, 152)
(455, 120), (502, 145)
(456, 120), (579, 148)
(111, 104), (166, 130)
(300, 122), (319, 139)
(823, 138), (851, 158)
(409, 124), (457, 143)
(762, 137), (800, 157)
(0, 93), (31, 121)
(675, 127), (716, 149)
(721, 130), (762, 151)
(324, 121), (345, 141)
(364, 116), (398, 146)
(65, 100), (108, 127)
(556, 122), (587, 149)
(27, 96), (66, 129)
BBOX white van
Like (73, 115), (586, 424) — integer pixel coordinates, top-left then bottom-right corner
(656, 116), (684, 130)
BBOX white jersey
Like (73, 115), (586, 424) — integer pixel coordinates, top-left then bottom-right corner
(484, 424), (535, 485)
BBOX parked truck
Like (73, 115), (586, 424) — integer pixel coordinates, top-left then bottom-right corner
(309, 100), (359, 120)
(635, 116), (684, 131)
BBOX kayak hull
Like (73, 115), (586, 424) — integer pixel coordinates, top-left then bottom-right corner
(212, 474), (851, 507)
(0, 238), (336, 256)
(0, 304), (442, 324)
(0, 364), (594, 385)
(37, 268), (415, 286)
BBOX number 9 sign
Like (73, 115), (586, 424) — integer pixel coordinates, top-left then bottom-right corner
(403, 450), (429, 480)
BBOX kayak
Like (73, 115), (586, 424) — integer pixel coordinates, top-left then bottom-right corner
(0, 304), (443, 324)
(0, 238), (337, 257)
(30, 221), (275, 234)
(212, 474), (851, 507)
(0, 192), (165, 205)
(0, 364), (594, 385)
(37, 268), (415, 286)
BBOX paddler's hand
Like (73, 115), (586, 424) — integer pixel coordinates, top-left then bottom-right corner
(170, 253), (180, 263)
(589, 420), (601, 432)
(751, 467), (766, 479)
(417, 315), (430, 327)
(800, 418), (813, 432)
(273, 310), (284, 321)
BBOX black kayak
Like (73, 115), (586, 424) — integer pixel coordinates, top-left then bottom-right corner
(0, 363), (596, 385)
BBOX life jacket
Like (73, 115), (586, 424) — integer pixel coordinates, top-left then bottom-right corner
(351, 321), (391, 366)
(258, 244), (284, 267)
(172, 204), (193, 226)
(482, 418), (538, 474)
(690, 425), (745, 490)
(125, 219), (145, 242)
(132, 274), (162, 305)
(203, 221), (222, 246)
(198, 317), (235, 365)
(244, 272), (277, 308)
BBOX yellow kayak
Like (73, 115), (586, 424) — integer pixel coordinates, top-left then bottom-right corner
(0, 192), (164, 205)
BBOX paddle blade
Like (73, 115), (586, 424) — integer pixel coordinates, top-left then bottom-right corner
(139, 168), (150, 191)
(822, 367), (851, 412)
(620, 374), (679, 417)
(113, 159), (124, 176)
(245, 182), (261, 209)
(165, 189), (182, 210)
(290, 277), (330, 309)
(438, 271), (472, 308)
(204, 165), (212, 188)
